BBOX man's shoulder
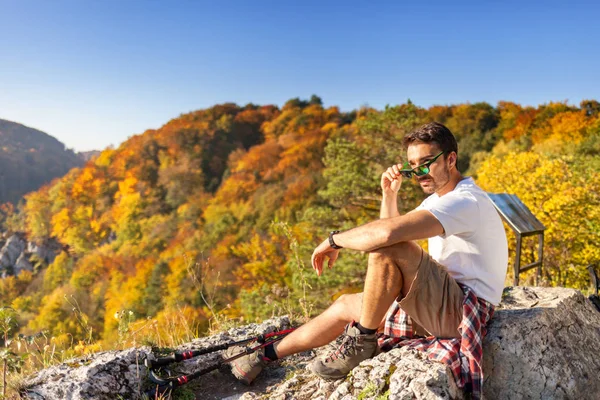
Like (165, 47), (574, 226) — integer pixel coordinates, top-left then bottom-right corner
(453, 178), (488, 201)
(454, 177), (479, 192)
(419, 178), (483, 210)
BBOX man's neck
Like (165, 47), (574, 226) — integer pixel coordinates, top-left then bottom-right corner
(436, 172), (464, 197)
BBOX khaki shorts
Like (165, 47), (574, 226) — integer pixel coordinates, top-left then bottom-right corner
(397, 249), (464, 339)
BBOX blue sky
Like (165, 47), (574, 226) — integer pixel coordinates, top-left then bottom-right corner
(1, 0), (598, 152)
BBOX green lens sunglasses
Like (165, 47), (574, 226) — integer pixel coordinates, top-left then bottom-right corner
(399, 151), (445, 179)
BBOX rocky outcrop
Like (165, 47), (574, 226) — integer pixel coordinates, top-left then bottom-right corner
(14, 252), (33, 274)
(27, 239), (61, 265)
(482, 286), (600, 399)
(0, 234), (26, 272)
(24, 348), (148, 400)
(23, 287), (600, 400)
(0, 234), (61, 277)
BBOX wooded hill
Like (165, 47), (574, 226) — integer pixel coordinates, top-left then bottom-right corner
(1, 97), (599, 347)
(0, 119), (85, 205)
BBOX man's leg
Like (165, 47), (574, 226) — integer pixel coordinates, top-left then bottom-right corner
(312, 241), (424, 379)
(226, 292), (364, 384)
(274, 293), (363, 357)
(358, 241), (424, 330)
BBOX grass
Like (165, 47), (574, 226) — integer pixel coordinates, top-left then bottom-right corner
(184, 252), (241, 335)
(271, 221), (314, 322)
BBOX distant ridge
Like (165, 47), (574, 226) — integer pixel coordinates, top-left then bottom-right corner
(0, 118), (85, 204)
(78, 150), (102, 162)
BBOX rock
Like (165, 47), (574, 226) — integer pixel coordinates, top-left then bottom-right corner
(14, 252), (33, 274)
(23, 288), (600, 400)
(482, 286), (600, 399)
(24, 348), (151, 400)
(0, 234), (62, 277)
(0, 234), (26, 275)
(27, 238), (61, 265)
(0, 234), (26, 266)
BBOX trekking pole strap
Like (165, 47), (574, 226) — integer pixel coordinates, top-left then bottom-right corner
(148, 362), (221, 388)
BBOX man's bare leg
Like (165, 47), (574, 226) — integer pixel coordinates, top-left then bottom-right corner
(358, 241), (423, 330)
(274, 293), (363, 358)
(308, 242), (423, 380)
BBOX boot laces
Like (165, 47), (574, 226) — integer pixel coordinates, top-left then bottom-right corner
(325, 335), (363, 362)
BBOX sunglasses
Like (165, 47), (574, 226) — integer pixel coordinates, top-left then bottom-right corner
(399, 151), (445, 179)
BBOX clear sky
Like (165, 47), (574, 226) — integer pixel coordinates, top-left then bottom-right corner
(1, 0), (598, 152)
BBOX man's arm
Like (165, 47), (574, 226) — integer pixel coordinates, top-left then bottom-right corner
(380, 192), (399, 219)
(333, 210), (443, 252)
(380, 164), (403, 219)
(312, 210), (443, 275)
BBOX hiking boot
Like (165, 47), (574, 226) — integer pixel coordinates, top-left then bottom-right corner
(222, 345), (270, 385)
(312, 322), (379, 380)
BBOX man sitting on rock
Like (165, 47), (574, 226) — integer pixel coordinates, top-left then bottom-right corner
(225, 122), (508, 397)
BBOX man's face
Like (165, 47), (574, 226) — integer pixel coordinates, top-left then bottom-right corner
(406, 142), (451, 195)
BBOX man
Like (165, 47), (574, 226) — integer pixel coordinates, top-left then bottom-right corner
(225, 122), (508, 390)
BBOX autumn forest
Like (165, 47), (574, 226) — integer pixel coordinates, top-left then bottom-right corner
(1, 97), (599, 351)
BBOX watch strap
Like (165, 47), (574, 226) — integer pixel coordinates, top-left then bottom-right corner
(328, 230), (342, 249)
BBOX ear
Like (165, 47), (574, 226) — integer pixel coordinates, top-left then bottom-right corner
(447, 152), (457, 169)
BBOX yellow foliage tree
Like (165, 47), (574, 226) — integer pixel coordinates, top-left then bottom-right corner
(23, 187), (53, 240)
(532, 111), (592, 145)
(476, 152), (600, 288)
(231, 232), (286, 289)
(43, 251), (73, 292)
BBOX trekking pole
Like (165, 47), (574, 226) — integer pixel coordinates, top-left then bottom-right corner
(144, 328), (295, 370)
(145, 327), (295, 398)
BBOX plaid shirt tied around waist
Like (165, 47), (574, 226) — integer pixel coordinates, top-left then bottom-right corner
(378, 284), (495, 400)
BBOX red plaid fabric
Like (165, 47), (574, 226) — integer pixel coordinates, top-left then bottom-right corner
(378, 284), (495, 400)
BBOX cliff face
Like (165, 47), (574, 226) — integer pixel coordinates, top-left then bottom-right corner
(23, 286), (600, 400)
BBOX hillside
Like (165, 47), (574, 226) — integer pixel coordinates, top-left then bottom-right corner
(0, 97), (598, 362)
(0, 119), (84, 204)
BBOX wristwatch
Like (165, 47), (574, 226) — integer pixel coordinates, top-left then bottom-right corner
(328, 230), (343, 249)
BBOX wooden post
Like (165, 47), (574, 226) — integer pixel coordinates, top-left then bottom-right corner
(514, 234), (523, 286)
(537, 233), (544, 285)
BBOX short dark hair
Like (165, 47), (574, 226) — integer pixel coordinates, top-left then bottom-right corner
(402, 122), (458, 157)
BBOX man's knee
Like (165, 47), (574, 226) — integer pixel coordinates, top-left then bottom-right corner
(334, 292), (361, 308)
(368, 241), (422, 266)
(332, 293), (362, 321)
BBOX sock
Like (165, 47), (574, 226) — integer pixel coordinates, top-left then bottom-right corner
(355, 322), (377, 335)
(264, 343), (279, 361)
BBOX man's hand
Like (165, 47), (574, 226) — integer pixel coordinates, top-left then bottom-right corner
(381, 164), (404, 195)
(311, 238), (340, 276)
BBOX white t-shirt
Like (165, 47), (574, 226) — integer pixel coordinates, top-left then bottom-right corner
(417, 177), (508, 305)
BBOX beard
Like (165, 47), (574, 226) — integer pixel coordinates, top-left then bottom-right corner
(418, 166), (451, 195)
